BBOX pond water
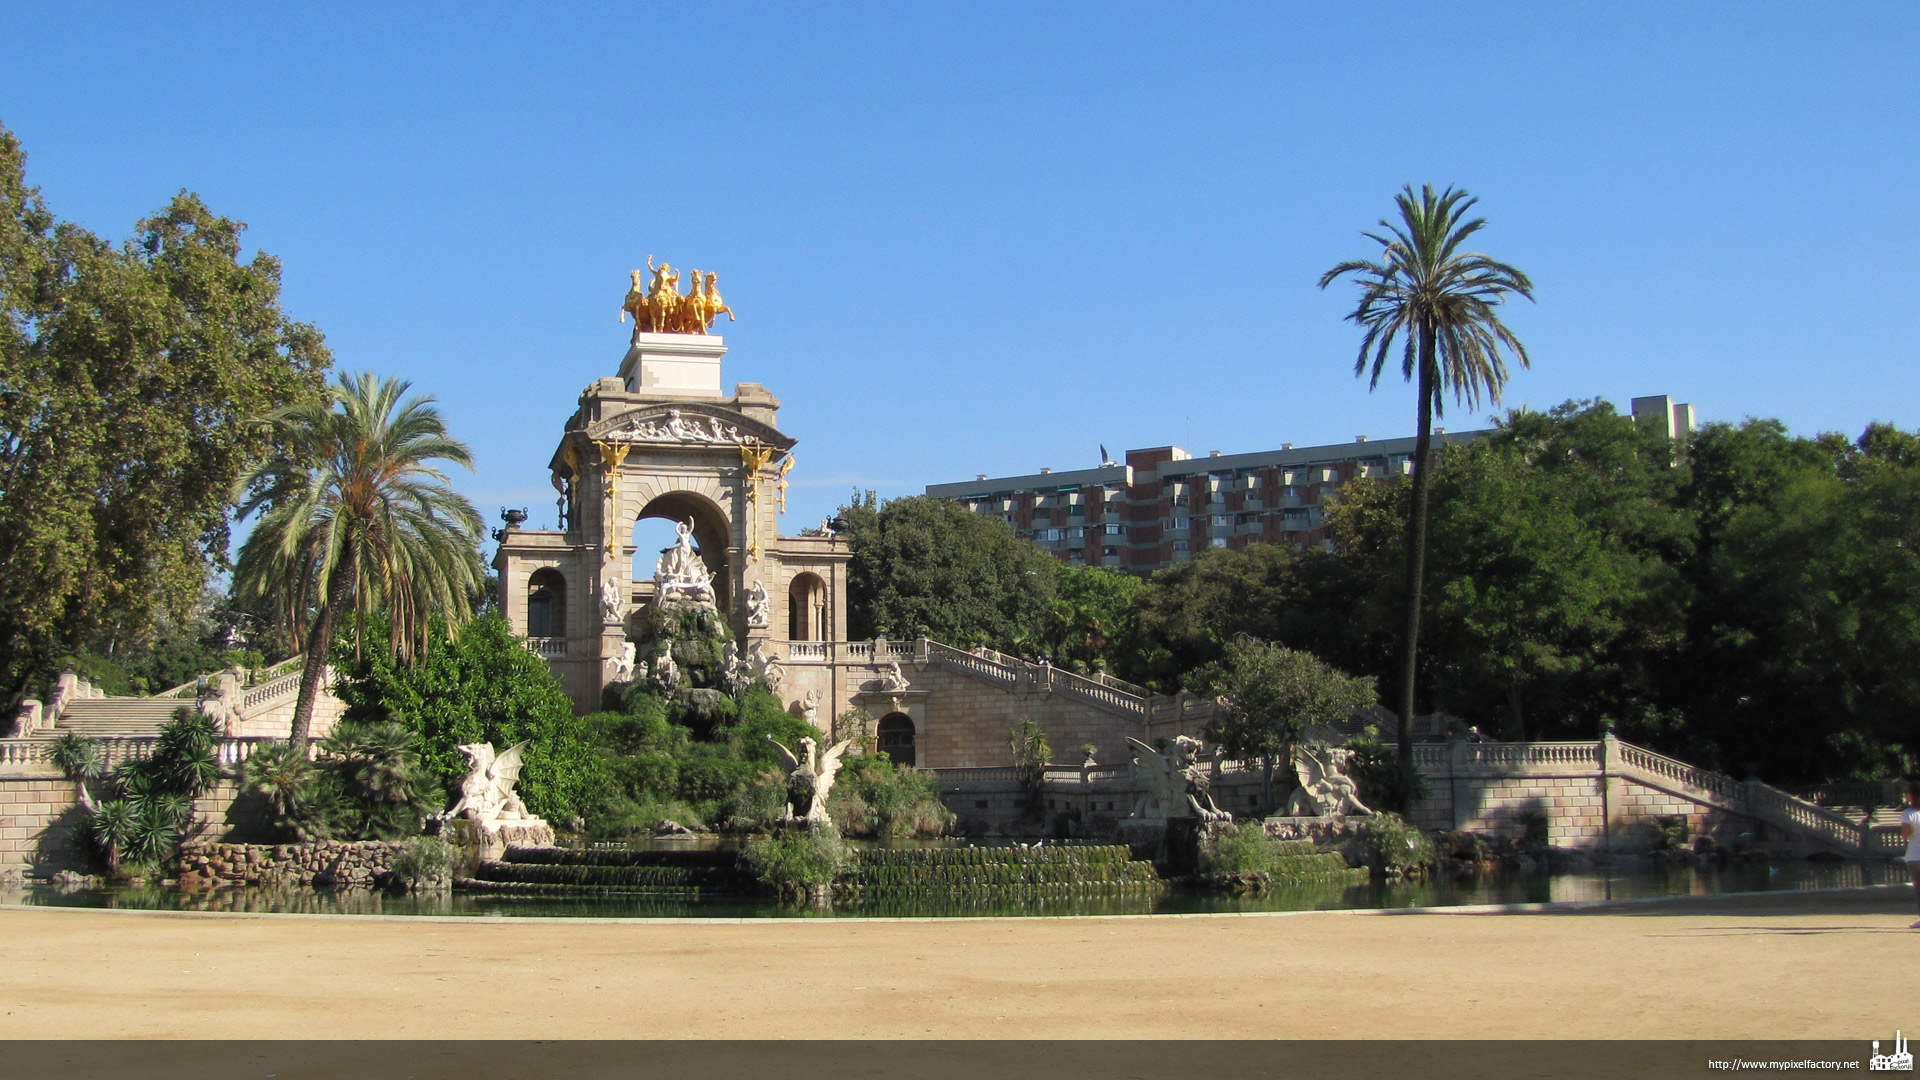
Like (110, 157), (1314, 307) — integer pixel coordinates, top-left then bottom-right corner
(5, 858), (1905, 920)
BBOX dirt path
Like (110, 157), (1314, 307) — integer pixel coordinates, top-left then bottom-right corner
(0, 887), (1912, 1042)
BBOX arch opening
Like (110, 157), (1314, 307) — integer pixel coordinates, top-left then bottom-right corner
(787, 572), (827, 642)
(876, 712), (916, 768)
(526, 568), (567, 639)
(630, 491), (732, 611)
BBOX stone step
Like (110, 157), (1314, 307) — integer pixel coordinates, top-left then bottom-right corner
(57, 699), (189, 736)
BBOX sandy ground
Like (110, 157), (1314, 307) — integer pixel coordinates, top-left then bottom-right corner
(1, 886), (1914, 1048)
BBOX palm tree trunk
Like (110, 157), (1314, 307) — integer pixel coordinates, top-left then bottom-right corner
(289, 559), (353, 751)
(1396, 325), (1439, 769)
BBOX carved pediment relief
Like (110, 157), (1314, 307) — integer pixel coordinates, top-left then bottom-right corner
(586, 404), (794, 451)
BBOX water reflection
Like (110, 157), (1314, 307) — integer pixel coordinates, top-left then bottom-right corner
(4, 859), (1903, 920)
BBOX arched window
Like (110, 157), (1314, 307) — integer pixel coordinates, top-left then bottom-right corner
(527, 568), (567, 639)
(788, 572), (827, 641)
(876, 713), (915, 768)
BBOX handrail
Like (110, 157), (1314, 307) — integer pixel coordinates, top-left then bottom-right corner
(926, 641), (1017, 686)
(928, 766), (1022, 784)
(1044, 665), (1148, 718)
(240, 669), (306, 713)
(0, 735), (316, 773)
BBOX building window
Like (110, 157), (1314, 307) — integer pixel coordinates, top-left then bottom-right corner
(1212, 514), (1232, 527)
(1237, 512), (1259, 524)
(1172, 540), (1189, 552)
(1103, 523), (1127, 535)
(526, 568), (567, 639)
(1102, 547), (1119, 557)
(1172, 516), (1190, 530)
(1210, 537), (1228, 548)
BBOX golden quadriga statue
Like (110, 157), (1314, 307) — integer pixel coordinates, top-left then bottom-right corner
(620, 256), (735, 335)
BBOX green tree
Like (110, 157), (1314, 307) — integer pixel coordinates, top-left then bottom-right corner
(1044, 563), (1145, 670)
(233, 372), (484, 749)
(1120, 542), (1377, 692)
(1191, 639), (1377, 810)
(1320, 184), (1534, 765)
(0, 125), (330, 707)
(841, 492), (1056, 650)
(1337, 401), (1691, 738)
(1674, 421), (1920, 780)
(332, 614), (599, 822)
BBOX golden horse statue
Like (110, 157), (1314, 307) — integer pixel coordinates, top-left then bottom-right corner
(619, 260), (735, 334)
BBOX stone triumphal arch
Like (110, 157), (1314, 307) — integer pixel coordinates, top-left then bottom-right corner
(493, 263), (1208, 780)
(494, 286), (848, 711)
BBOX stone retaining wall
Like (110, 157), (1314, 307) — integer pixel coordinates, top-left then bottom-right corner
(179, 840), (408, 889)
(0, 775), (258, 876)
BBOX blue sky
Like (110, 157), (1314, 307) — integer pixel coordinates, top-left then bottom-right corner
(6, 4), (1916, 537)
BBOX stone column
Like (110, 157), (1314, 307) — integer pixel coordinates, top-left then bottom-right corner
(1600, 733), (1624, 853)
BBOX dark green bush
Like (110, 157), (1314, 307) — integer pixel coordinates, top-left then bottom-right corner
(828, 755), (952, 838)
(741, 827), (851, 892)
(1362, 812), (1435, 876)
(1198, 822), (1278, 876)
(1344, 727), (1430, 813)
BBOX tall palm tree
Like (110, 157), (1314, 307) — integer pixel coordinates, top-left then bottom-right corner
(1319, 184), (1533, 767)
(234, 372), (484, 751)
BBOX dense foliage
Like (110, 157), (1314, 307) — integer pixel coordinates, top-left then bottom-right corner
(841, 399), (1919, 784)
(0, 125), (330, 705)
(841, 492), (1057, 649)
(72, 710), (222, 874)
(240, 719), (444, 841)
(332, 615), (598, 822)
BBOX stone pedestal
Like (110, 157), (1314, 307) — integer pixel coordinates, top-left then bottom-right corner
(442, 816), (556, 864)
(618, 333), (725, 396)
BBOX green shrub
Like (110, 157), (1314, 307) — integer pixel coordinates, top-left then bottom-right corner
(1198, 822), (1278, 876)
(389, 836), (461, 891)
(741, 827), (851, 892)
(1363, 812), (1434, 876)
(720, 775), (790, 832)
(240, 719), (443, 841)
(49, 732), (102, 785)
(827, 755), (952, 838)
(332, 614), (600, 822)
(85, 710), (223, 874)
(1344, 726), (1431, 813)
(1648, 814), (1687, 853)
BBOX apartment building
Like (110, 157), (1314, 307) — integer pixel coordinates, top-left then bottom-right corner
(925, 394), (1694, 574)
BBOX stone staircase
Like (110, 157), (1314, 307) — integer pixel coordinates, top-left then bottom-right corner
(55, 697), (190, 737)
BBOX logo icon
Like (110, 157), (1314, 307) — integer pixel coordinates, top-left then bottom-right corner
(1871, 1031), (1914, 1072)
